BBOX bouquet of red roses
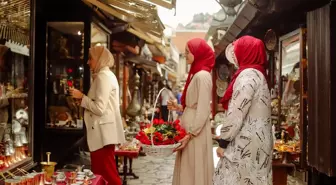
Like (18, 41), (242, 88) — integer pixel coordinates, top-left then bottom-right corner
(136, 119), (187, 146)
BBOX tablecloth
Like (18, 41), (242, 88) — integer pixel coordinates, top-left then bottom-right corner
(56, 172), (107, 185)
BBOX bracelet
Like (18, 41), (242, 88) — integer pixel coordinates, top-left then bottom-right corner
(188, 133), (194, 140)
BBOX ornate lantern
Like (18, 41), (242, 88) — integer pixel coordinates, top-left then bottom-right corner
(217, 0), (243, 16)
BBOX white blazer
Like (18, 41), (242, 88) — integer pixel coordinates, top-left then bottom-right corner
(81, 67), (126, 152)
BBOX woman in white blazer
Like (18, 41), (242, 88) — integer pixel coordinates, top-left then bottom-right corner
(70, 46), (125, 185)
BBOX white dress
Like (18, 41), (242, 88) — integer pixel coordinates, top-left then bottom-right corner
(173, 71), (214, 185)
(213, 69), (273, 185)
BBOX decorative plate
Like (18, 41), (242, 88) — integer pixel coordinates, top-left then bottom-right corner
(214, 112), (225, 123)
(216, 79), (228, 89)
(264, 29), (277, 51)
(216, 87), (226, 97)
(15, 109), (28, 120)
(217, 64), (229, 81)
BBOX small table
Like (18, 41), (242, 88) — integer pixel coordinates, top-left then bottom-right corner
(115, 146), (141, 185)
(272, 161), (295, 185)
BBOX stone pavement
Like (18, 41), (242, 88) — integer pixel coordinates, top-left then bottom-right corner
(123, 148), (306, 185)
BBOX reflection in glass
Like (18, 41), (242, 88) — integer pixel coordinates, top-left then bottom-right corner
(276, 31), (301, 163)
(281, 34), (300, 106)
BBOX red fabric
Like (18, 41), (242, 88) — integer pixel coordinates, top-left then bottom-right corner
(58, 172), (107, 185)
(221, 36), (268, 110)
(115, 145), (141, 158)
(90, 145), (121, 185)
(181, 38), (215, 109)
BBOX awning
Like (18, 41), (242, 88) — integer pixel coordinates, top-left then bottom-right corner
(169, 43), (179, 63)
(127, 27), (168, 59)
(213, 1), (258, 58)
(143, 0), (176, 9)
(148, 44), (168, 58)
(125, 56), (162, 75)
(212, 0), (325, 58)
(83, 0), (165, 35)
(83, 0), (168, 59)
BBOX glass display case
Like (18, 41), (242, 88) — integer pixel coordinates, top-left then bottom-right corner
(45, 22), (85, 130)
(273, 28), (308, 168)
(0, 0), (33, 175)
(0, 46), (32, 172)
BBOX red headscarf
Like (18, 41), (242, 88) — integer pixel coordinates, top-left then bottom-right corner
(221, 36), (268, 110)
(181, 38), (215, 109)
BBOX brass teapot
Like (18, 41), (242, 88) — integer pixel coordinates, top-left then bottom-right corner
(126, 71), (141, 117)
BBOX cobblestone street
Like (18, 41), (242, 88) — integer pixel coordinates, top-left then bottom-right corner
(122, 148), (306, 185)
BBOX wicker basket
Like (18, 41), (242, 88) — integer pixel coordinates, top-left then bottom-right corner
(142, 143), (180, 157)
(140, 87), (181, 157)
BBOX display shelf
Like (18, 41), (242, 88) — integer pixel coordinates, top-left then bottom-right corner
(0, 94), (28, 100)
(0, 43), (32, 175)
(274, 28), (308, 169)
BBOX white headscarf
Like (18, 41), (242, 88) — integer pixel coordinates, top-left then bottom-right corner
(89, 46), (115, 76)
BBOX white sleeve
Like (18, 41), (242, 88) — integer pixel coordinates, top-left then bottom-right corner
(81, 74), (113, 116)
(220, 70), (260, 141)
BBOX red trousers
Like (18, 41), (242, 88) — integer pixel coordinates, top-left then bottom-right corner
(91, 145), (121, 185)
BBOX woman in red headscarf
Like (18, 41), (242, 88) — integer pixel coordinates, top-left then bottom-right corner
(213, 36), (272, 185)
(167, 38), (215, 185)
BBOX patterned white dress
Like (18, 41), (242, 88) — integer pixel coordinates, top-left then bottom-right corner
(213, 69), (273, 185)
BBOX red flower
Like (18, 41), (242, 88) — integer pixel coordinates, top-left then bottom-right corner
(136, 131), (151, 145)
(174, 132), (186, 142)
(136, 118), (187, 145)
(153, 119), (159, 125)
(162, 139), (175, 145)
(158, 119), (165, 125)
(153, 132), (164, 142)
(67, 80), (73, 87)
(153, 119), (165, 125)
(174, 124), (181, 131)
(139, 122), (146, 130)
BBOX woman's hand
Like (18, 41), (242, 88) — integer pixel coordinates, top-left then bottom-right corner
(167, 99), (179, 111)
(173, 134), (191, 152)
(212, 135), (221, 140)
(69, 87), (84, 99)
(216, 147), (225, 158)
